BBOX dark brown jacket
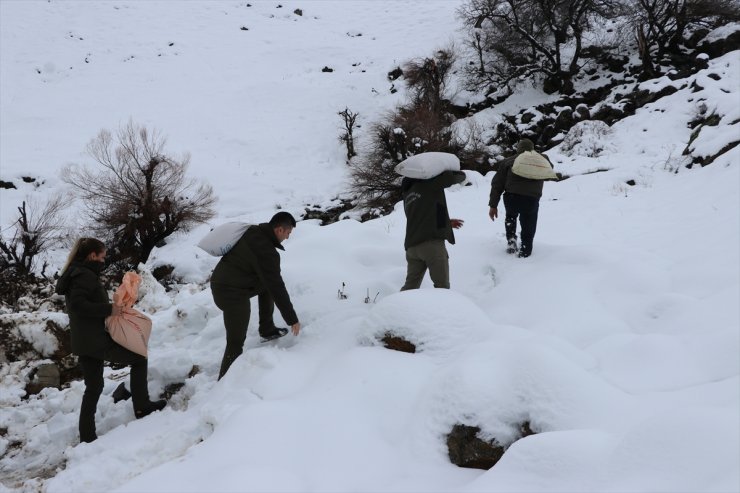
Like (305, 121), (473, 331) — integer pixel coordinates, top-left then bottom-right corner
(55, 261), (114, 358)
(488, 153), (554, 208)
(402, 170), (466, 250)
(210, 223), (298, 325)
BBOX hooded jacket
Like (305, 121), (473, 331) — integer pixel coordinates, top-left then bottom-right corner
(210, 223), (298, 326)
(55, 261), (114, 357)
(402, 170), (466, 250)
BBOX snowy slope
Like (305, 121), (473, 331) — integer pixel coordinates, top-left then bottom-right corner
(1, 0), (461, 225)
(1, 2), (738, 493)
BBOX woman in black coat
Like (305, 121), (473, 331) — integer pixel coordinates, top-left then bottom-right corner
(56, 238), (166, 443)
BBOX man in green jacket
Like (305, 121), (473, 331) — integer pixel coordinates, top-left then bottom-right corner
(401, 169), (466, 290)
(210, 212), (301, 379)
(489, 138), (553, 258)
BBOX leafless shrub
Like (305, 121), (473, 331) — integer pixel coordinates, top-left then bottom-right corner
(404, 49), (456, 113)
(348, 121), (405, 213)
(347, 47), (487, 213)
(0, 195), (69, 277)
(338, 107), (359, 161)
(0, 195), (69, 308)
(453, 119), (491, 173)
(349, 102), (457, 213)
(63, 121), (216, 267)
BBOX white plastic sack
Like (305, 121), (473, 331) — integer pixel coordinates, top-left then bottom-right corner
(511, 151), (558, 180)
(197, 222), (251, 256)
(395, 152), (460, 179)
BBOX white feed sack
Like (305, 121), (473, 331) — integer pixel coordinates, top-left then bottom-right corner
(395, 152), (460, 179)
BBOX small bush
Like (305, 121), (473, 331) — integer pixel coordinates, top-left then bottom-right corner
(348, 48), (484, 214)
(560, 120), (615, 157)
(63, 121), (216, 268)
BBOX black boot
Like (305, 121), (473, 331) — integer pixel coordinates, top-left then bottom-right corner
(259, 327), (288, 342)
(134, 399), (167, 419)
(112, 382), (132, 403)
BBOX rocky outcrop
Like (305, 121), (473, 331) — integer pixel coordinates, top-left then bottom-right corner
(380, 333), (416, 353)
(447, 422), (536, 470)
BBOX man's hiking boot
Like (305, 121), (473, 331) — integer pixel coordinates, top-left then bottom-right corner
(134, 399), (167, 419)
(506, 239), (519, 255)
(260, 327), (289, 343)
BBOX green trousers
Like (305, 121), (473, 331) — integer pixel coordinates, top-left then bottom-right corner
(211, 284), (277, 380)
(401, 239), (450, 291)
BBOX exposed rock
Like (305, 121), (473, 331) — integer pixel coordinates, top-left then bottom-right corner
(539, 124), (559, 146)
(152, 264), (175, 281)
(302, 198), (355, 225)
(387, 67), (403, 81)
(554, 107), (575, 132)
(0, 313), (80, 386)
(633, 85), (679, 108)
(575, 104), (590, 121)
(447, 424), (505, 469)
(687, 28), (711, 48)
(380, 333), (416, 353)
(604, 55), (629, 73)
(0, 180), (16, 189)
(447, 102), (470, 119)
(447, 422), (536, 470)
(593, 104), (625, 125)
(25, 363), (60, 395)
(697, 29), (740, 59)
(520, 112), (536, 124)
(321, 66), (334, 73)
(160, 382), (186, 400)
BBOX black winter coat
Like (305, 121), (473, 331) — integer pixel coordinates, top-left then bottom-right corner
(55, 261), (114, 358)
(210, 223), (298, 326)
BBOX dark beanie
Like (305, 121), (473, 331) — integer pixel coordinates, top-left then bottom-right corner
(516, 138), (535, 153)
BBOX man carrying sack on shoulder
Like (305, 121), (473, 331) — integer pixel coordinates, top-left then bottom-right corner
(489, 138), (557, 258)
(210, 212), (301, 380)
(394, 152), (466, 291)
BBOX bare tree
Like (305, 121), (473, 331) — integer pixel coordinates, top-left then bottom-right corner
(628, 0), (740, 77)
(458, 0), (620, 94)
(0, 194), (69, 277)
(63, 121), (216, 267)
(338, 107), (359, 161)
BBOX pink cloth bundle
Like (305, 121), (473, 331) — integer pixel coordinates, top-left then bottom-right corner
(105, 272), (152, 357)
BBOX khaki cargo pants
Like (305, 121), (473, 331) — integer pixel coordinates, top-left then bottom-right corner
(401, 239), (450, 291)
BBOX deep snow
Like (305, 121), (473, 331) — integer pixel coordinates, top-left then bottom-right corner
(1, 1), (738, 492)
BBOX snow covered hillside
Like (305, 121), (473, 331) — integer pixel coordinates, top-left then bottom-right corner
(1, 1), (738, 492)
